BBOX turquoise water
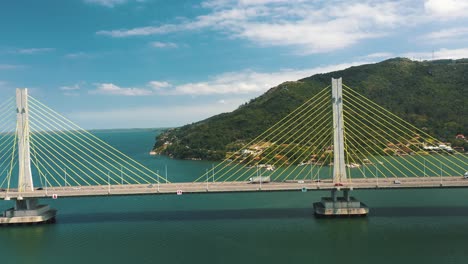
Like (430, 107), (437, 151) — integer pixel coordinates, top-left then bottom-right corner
(1, 129), (468, 264)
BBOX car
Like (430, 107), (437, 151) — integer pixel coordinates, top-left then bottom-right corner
(464, 172), (468, 179)
(394, 180), (401, 184)
(0, 188), (5, 192)
(36, 187), (43, 190)
(334, 183), (344, 187)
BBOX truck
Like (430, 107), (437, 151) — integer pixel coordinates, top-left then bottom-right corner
(249, 176), (270, 184)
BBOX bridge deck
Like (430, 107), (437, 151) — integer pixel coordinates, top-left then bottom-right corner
(1, 176), (468, 200)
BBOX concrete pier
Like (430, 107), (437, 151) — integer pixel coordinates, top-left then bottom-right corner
(0, 198), (56, 225)
(314, 189), (368, 217)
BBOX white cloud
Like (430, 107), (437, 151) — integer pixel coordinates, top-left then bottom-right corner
(424, 0), (468, 19)
(68, 99), (246, 129)
(168, 61), (369, 95)
(97, 0), (411, 54)
(149, 81), (171, 89)
(94, 0), (468, 55)
(88, 61), (370, 97)
(202, 0), (299, 8)
(97, 24), (180, 37)
(235, 21), (382, 54)
(89, 81), (172, 96)
(84, 0), (127, 7)
(14, 48), (55, 54)
(60, 83), (83, 96)
(403, 47), (468, 60)
(150, 41), (178, 48)
(421, 27), (468, 42)
(63, 59), (379, 128)
(60, 84), (81, 91)
(65, 52), (92, 59)
(173, 70), (296, 95)
(90, 83), (153, 96)
(0, 64), (23, 70)
(89, 81), (171, 96)
(363, 52), (394, 59)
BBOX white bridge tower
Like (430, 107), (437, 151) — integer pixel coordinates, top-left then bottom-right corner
(16, 88), (34, 192)
(0, 88), (56, 225)
(331, 78), (347, 184)
(313, 78), (368, 217)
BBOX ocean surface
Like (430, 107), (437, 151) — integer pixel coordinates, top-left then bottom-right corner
(1, 128), (468, 264)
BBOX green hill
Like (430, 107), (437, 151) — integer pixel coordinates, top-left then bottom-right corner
(153, 58), (468, 160)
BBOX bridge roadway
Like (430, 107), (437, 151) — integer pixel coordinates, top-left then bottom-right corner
(1, 176), (468, 200)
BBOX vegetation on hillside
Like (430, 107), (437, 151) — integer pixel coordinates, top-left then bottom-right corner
(153, 58), (468, 160)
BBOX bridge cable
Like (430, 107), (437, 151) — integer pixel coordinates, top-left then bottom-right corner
(219, 91), (332, 182)
(210, 87), (331, 182)
(229, 97), (332, 182)
(28, 96), (167, 184)
(344, 84), (467, 172)
(343, 85), (465, 175)
(194, 85), (331, 182)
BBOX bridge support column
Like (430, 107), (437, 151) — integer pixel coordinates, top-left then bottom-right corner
(0, 198), (57, 225)
(331, 189), (337, 202)
(343, 189), (350, 201)
(0, 88), (57, 225)
(314, 188), (369, 217)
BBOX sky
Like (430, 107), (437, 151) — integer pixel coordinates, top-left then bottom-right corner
(1, 0), (468, 129)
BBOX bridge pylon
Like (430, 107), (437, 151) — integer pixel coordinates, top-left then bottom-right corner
(0, 88), (56, 225)
(16, 88), (34, 192)
(313, 78), (369, 217)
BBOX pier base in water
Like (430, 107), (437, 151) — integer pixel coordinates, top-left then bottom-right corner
(0, 198), (56, 225)
(314, 189), (369, 217)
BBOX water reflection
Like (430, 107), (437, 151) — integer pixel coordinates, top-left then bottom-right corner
(56, 207), (316, 224)
(0, 224), (56, 261)
(371, 206), (468, 217)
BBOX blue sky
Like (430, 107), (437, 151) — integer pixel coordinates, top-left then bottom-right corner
(1, 0), (468, 129)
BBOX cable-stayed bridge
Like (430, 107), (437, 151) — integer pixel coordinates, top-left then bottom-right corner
(0, 78), (467, 224)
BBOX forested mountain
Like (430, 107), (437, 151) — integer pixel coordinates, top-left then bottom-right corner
(153, 58), (468, 160)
